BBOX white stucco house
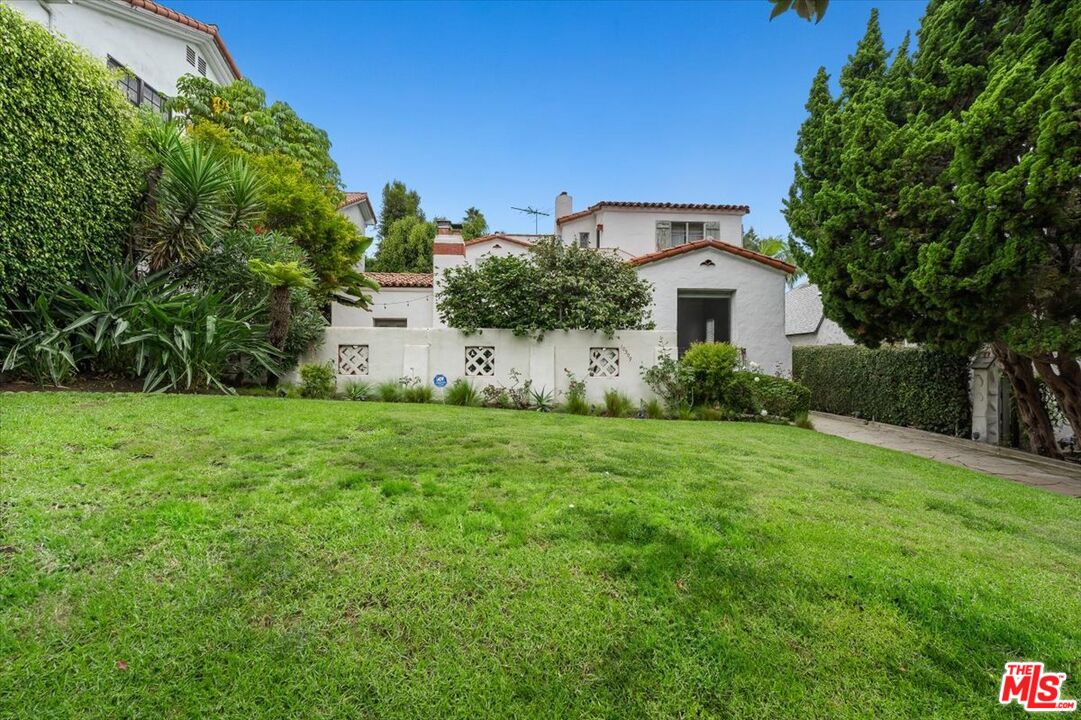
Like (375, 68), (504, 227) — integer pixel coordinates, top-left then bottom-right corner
(333, 192), (795, 375)
(785, 284), (855, 347)
(6, 0), (240, 108)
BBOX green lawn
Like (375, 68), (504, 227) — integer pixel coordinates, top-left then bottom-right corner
(1, 392), (1078, 719)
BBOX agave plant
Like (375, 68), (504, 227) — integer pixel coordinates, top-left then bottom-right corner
(143, 141), (230, 271)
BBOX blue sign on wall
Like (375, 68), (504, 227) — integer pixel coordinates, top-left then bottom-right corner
(433, 374), (448, 388)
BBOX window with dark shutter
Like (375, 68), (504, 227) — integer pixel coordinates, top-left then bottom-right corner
(186, 45), (196, 66)
(198, 57), (207, 76)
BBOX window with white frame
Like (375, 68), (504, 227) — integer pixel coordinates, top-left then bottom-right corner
(577, 231), (590, 248)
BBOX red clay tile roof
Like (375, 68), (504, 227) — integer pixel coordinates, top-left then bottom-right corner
(556, 201), (750, 225)
(364, 272), (433, 288)
(124, 0), (241, 80)
(338, 191), (376, 220)
(464, 233), (534, 248)
(628, 239), (796, 274)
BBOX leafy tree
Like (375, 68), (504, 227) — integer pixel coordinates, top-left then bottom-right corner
(188, 230), (326, 372)
(368, 216), (436, 273)
(742, 228), (802, 286)
(172, 76), (340, 188)
(378, 180), (424, 240)
(785, 1), (1078, 457)
(461, 207), (489, 241)
(249, 153), (375, 304)
(769, 0), (828, 24)
(0, 6), (139, 298)
(438, 237), (654, 338)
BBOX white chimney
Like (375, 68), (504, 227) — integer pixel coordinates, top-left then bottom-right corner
(554, 191), (573, 233)
(432, 220), (465, 328)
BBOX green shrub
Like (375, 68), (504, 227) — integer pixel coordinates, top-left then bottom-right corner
(603, 389), (634, 418)
(445, 378), (480, 406)
(375, 381), (403, 403)
(738, 372), (811, 420)
(402, 378), (433, 404)
(642, 398), (666, 419)
(793, 345), (971, 435)
(681, 342), (742, 405)
(188, 230), (326, 372)
(299, 363), (334, 399)
(561, 371), (590, 415)
(0, 7), (139, 298)
(2, 265), (279, 392)
(640, 352), (695, 411)
(343, 380), (370, 401)
(481, 385), (512, 409)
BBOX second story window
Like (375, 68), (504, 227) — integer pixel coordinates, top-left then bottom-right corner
(107, 57), (168, 116)
(656, 220), (722, 250)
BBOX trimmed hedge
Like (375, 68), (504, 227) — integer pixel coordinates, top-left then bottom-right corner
(0, 6), (139, 297)
(793, 345), (971, 436)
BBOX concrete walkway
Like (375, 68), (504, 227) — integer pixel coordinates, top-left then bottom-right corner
(810, 412), (1081, 498)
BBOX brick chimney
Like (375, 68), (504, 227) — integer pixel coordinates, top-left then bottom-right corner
(432, 219), (465, 328)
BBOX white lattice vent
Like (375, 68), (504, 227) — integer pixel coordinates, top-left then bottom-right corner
(465, 346), (495, 376)
(337, 344), (369, 376)
(588, 347), (620, 378)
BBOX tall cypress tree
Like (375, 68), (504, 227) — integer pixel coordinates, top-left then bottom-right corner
(786, 1), (1078, 457)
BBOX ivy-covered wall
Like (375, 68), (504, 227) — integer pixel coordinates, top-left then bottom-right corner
(0, 6), (139, 297)
(793, 345), (972, 436)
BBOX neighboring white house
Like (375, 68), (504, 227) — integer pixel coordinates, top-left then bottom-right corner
(785, 284), (855, 346)
(6, 0), (240, 107)
(333, 192), (795, 375)
(337, 191), (377, 272)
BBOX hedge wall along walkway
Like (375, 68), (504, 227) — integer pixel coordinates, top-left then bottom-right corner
(793, 345), (971, 436)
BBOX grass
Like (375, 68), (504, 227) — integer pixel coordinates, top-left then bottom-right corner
(1, 392), (1079, 719)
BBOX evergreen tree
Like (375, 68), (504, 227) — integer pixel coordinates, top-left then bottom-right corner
(786, 1), (1078, 457)
(378, 180), (423, 240)
(368, 215), (435, 273)
(461, 207), (489, 241)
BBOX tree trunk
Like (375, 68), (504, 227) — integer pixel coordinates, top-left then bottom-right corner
(1033, 351), (1081, 445)
(993, 341), (1062, 459)
(264, 286), (292, 388)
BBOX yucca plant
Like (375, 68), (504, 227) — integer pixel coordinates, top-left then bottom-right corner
(143, 141), (230, 271)
(222, 157), (264, 231)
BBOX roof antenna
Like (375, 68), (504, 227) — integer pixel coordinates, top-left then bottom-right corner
(511, 205), (550, 235)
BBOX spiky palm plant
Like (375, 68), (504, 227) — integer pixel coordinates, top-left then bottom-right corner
(143, 142), (229, 271)
(222, 157), (264, 231)
(247, 259), (315, 352)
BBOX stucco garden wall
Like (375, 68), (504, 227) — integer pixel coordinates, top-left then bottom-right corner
(332, 288), (433, 328)
(304, 328), (677, 403)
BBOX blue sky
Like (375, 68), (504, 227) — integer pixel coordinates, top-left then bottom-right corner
(171, 0), (928, 239)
